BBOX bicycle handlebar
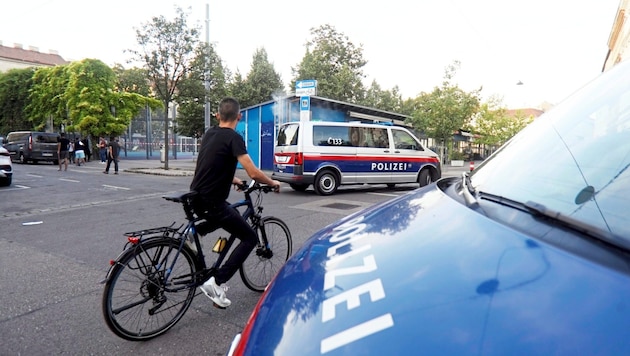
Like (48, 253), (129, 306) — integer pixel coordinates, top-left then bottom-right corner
(235, 180), (278, 194)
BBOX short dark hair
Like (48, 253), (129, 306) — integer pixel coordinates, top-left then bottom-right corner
(218, 97), (240, 122)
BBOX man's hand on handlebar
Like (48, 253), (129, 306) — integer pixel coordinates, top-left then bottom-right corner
(271, 179), (281, 193)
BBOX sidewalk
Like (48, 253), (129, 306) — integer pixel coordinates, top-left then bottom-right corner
(120, 155), (197, 176)
(119, 154), (480, 178)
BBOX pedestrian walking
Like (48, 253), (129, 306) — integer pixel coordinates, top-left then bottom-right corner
(75, 138), (86, 166)
(82, 137), (92, 162)
(57, 133), (70, 171)
(103, 136), (120, 174)
(68, 139), (75, 164)
(99, 137), (107, 164)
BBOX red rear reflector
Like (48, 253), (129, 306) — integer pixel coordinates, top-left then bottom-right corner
(128, 236), (140, 244)
(109, 259), (115, 266)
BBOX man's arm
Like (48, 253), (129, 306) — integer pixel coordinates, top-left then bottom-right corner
(237, 154), (280, 190)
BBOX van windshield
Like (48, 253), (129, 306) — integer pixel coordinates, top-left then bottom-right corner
(277, 124), (299, 146)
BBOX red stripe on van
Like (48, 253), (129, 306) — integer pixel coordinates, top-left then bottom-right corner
(303, 154), (440, 164)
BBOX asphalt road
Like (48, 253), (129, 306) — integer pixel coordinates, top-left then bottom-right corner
(0, 158), (472, 355)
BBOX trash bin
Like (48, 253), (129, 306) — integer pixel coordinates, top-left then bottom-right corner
(160, 145), (165, 163)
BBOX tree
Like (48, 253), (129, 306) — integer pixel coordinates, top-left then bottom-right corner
(361, 80), (405, 113)
(175, 42), (228, 138)
(472, 98), (534, 151)
(239, 47), (284, 108)
(26, 65), (70, 131)
(291, 24), (367, 102)
(0, 68), (36, 133)
(409, 61), (480, 162)
(65, 59), (160, 148)
(128, 6), (200, 169)
(112, 64), (151, 96)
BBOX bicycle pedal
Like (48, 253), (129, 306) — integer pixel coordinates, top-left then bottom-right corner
(212, 302), (227, 310)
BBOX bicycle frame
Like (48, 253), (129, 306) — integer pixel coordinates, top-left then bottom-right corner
(155, 181), (264, 288)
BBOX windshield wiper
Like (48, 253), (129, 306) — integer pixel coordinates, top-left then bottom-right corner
(460, 172), (486, 214)
(523, 200), (629, 252)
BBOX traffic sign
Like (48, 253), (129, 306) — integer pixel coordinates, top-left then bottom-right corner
(300, 96), (310, 111)
(295, 79), (317, 96)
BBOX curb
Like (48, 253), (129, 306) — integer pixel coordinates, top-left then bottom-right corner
(124, 167), (195, 177)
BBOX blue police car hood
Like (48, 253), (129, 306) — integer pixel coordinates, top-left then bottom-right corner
(241, 182), (630, 355)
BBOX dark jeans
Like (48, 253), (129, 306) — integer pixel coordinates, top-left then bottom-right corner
(105, 156), (118, 173)
(193, 199), (257, 285)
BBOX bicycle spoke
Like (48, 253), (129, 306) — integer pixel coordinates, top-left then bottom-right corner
(102, 238), (198, 341)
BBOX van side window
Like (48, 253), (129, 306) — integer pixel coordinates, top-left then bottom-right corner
(277, 124), (299, 146)
(392, 129), (423, 150)
(368, 128), (388, 148)
(312, 126), (352, 146)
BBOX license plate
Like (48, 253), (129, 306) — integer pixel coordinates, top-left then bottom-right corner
(277, 164), (286, 169)
(42, 153), (53, 157)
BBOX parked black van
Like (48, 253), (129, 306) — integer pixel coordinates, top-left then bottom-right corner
(5, 131), (60, 164)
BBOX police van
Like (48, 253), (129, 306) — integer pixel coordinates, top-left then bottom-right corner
(273, 121), (441, 195)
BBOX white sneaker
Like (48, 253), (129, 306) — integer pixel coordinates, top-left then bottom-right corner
(200, 277), (231, 308)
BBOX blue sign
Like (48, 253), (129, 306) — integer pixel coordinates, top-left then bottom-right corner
(295, 79), (318, 96)
(300, 96), (311, 111)
(295, 79), (317, 89)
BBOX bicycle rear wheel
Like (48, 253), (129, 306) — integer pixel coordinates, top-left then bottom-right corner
(240, 216), (292, 292)
(102, 238), (199, 341)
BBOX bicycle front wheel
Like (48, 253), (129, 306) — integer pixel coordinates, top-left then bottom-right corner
(240, 216), (292, 292)
(102, 238), (199, 341)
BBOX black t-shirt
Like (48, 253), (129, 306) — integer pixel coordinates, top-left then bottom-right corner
(57, 137), (70, 151)
(190, 127), (247, 202)
(108, 141), (119, 158)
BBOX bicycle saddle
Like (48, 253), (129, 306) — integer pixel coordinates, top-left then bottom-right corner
(163, 191), (198, 203)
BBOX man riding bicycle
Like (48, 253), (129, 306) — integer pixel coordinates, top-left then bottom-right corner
(190, 97), (281, 308)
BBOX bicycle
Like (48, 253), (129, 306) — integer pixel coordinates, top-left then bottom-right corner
(101, 180), (292, 341)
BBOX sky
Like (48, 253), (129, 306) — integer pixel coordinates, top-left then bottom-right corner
(0, 0), (621, 109)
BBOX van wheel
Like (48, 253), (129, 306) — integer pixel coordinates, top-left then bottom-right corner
(289, 183), (309, 192)
(418, 169), (432, 187)
(314, 171), (338, 196)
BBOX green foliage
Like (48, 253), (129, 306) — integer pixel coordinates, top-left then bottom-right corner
(238, 48), (284, 108)
(473, 98), (534, 147)
(409, 61), (480, 146)
(26, 65), (70, 130)
(291, 24), (367, 102)
(113, 64), (151, 96)
(0, 68), (36, 133)
(129, 6), (199, 108)
(361, 80), (405, 113)
(175, 42), (228, 138)
(128, 6), (200, 167)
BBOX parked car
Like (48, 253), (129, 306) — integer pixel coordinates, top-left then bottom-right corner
(0, 146), (13, 186)
(227, 60), (630, 355)
(4, 131), (60, 164)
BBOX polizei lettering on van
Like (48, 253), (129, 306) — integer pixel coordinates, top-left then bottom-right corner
(371, 162), (410, 171)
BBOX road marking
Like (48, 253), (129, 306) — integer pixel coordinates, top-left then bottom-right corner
(27, 174), (43, 178)
(60, 178), (80, 183)
(103, 184), (130, 191)
(0, 184), (30, 191)
(367, 192), (400, 197)
(1, 191), (168, 219)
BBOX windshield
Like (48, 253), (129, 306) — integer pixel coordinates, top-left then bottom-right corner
(471, 61), (630, 243)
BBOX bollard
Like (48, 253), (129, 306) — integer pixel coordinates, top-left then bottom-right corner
(470, 161), (474, 172)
